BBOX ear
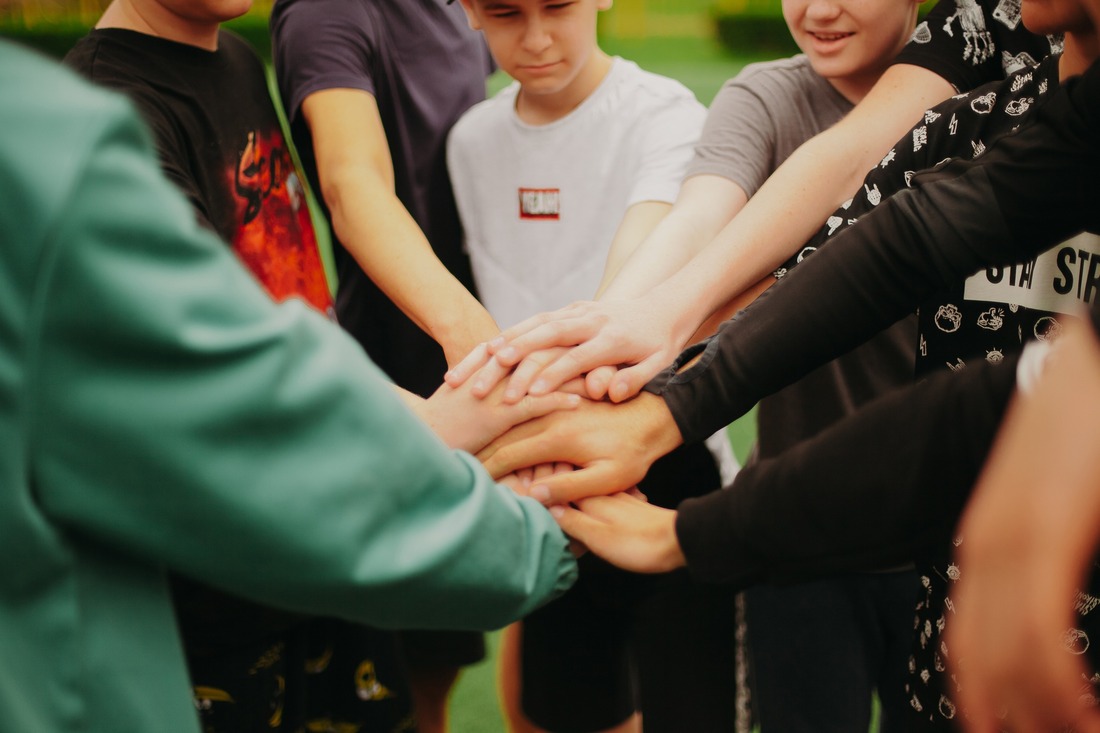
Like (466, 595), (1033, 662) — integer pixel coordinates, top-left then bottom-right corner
(597, 0), (614, 10)
(457, 0), (482, 30)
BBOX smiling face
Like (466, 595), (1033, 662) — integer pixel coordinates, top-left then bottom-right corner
(460, 0), (613, 120)
(782, 0), (921, 102)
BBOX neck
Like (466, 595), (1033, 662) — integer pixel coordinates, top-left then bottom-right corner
(515, 50), (613, 125)
(827, 67), (883, 105)
(1060, 29), (1099, 79)
(97, 0), (220, 51)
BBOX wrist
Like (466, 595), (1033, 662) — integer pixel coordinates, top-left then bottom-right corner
(434, 300), (499, 365)
(659, 509), (687, 571)
(650, 282), (712, 353)
(634, 391), (684, 464)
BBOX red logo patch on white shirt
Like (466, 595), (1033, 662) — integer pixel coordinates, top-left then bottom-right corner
(519, 188), (560, 220)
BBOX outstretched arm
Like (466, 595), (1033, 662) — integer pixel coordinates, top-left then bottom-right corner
(653, 64), (1100, 444)
(302, 88), (499, 366)
(481, 63), (1100, 506)
(28, 85), (575, 632)
(449, 63), (954, 402)
(554, 345), (1019, 584)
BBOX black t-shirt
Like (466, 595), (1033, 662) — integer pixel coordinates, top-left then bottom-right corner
(894, 0), (1061, 92)
(64, 28), (333, 316)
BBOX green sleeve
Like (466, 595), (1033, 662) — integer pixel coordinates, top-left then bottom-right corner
(27, 99), (575, 631)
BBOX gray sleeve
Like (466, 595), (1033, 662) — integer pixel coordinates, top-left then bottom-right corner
(684, 73), (778, 196)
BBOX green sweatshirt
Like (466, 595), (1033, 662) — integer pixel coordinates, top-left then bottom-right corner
(0, 42), (575, 733)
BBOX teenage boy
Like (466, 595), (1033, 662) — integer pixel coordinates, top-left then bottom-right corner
(269, 3), (499, 726)
(446, 1), (741, 731)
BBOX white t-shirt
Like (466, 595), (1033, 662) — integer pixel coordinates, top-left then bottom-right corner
(447, 57), (705, 327)
(449, 58), (739, 483)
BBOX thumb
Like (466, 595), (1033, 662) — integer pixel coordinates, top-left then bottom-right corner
(549, 504), (607, 555)
(608, 354), (668, 403)
(444, 342), (491, 387)
(531, 462), (632, 505)
(585, 365), (618, 400)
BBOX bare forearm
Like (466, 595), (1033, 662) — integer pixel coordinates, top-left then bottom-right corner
(600, 177), (745, 300)
(303, 88), (499, 365)
(324, 169), (498, 362)
(637, 64), (954, 342)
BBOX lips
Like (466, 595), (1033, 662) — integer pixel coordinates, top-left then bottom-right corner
(519, 61), (563, 75)
(808, 31), (854, 41)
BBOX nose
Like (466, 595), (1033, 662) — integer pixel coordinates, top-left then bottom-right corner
(804, 0), (841, 21)
(521, 13), (553, 54)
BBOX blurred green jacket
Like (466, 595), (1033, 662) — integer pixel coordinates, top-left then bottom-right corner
(0, 41), (575, 733)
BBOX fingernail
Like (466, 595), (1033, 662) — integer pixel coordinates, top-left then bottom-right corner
(497, 346), (516, 362)
(489, 337), (505, 350)
(473, 380), (487, 394)
(530, 379), (548, 395)
(549, 505), (564, 518)
(566, 394), (581, 406)
(531, 484), (550, 503)
(504, 388), (519, 402)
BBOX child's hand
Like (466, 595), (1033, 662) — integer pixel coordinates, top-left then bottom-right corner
(446, 296), (690, 405)
(550, 490), (684, 574)
(476, 390), (681, 505)
(416, 376), (580, 455)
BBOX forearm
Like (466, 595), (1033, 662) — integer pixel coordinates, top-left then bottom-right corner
(675, 353), (1020, 586)
(595, 200), (674, 297)
(650, 103), (1096, 444)
(324, 168), (498, 361)
(615, 64), (954, 341)
(34, 111), (573, 630)
(599, 176), (745, 301)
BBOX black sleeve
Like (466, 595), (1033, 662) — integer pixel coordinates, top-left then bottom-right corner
(675, 351), (1019, 586)
(893, 0), (1051, 92)
(646, 58), (1100, 444)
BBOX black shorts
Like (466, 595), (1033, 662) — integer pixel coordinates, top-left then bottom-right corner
(521, 443), (743, 733)
(302, 619), (417, 732)
(187, 619), (417, 733)
(395, 629), (486, 669)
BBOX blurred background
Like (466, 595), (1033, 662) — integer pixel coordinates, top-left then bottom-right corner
(0, 0), (795, 103)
